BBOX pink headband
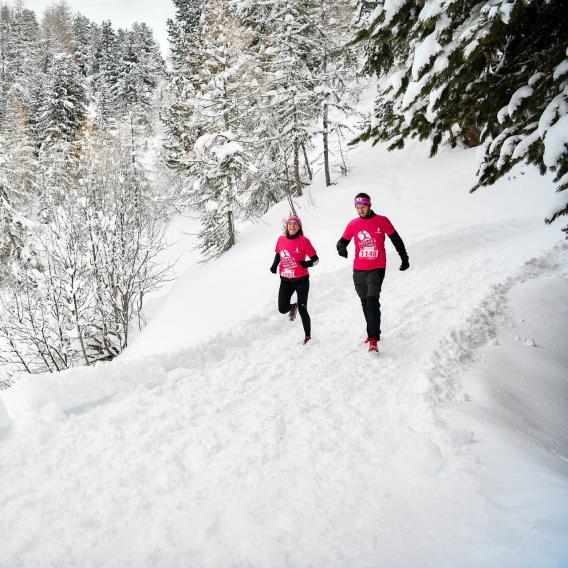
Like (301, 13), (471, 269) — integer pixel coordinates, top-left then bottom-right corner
(287, 215), (302, 227)
(354, 197), (371, 207)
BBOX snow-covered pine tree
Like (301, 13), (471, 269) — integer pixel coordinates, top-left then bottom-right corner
(167, 0), (206, 74)
(163, 0), (208, 172)
(38, 0), (75, 73)
(114, 22), (165, 184)
(473, 7), (568, 230)
(0, 3), (39, 280)
(239, 0), (322, 199)
(92, 21), (121, 129)
(6, 1), (40, 89)
(37, 52), (88, 210)
(164, 0), (266, 258)
(352, 0), (568, 230)
(311, 0), (359, 186)
(115, 23), (165, 133)
(164, 0), (222, 167)
(0, 86), (37, 280)
(0, 135), (18, 280)
(191, 132), (251, 257)
(72, 13), (98, 79)
(0, 6), (12, 124)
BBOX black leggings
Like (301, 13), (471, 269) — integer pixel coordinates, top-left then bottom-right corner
(278, 278), (311, 337)
(353, 269), (385, 341)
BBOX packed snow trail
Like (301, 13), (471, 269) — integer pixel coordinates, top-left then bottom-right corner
(1, 218), (567, 568)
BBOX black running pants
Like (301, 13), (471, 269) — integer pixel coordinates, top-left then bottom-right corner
(278, 278), (311, 337)
(353, 268), (385, 341)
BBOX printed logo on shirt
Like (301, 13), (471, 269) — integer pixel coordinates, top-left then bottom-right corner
(280, 249), (297, 269)
(357, 230), (376, 250)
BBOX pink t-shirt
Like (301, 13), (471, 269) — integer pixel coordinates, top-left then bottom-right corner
(275, 234), (317, 279)
(342, 214), (395, 270)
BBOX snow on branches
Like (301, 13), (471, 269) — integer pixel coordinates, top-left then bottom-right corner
(353, 0), (568, 230)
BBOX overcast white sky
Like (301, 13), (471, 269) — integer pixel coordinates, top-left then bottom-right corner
(20, 0), (175, 57)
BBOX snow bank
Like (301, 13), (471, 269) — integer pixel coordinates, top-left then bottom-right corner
(1, 357), (170, 420)
(444, 253), (568, 565)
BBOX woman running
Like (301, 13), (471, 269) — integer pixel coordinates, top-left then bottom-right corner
(270, 215), (319, 345)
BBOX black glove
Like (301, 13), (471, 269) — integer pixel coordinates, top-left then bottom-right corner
(337, 247), (348, 258)
(270, 253), (280, 274)
(299, 259), (314, 268)
(399, 258), (410, 271)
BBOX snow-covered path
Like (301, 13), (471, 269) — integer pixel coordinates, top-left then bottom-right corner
(1, 218), (566, 568)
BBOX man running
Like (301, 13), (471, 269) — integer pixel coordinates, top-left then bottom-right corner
(336, 193), (409, 352)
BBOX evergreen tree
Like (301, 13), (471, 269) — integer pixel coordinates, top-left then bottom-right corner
(0, 3), (39, 128)
(0, 4), (14, 124)
(92, 20), (120, 129)
(8, 2), (40, 86)
(72, 13), (98, 78)
(189, 132), (249, 257)
(239, 0), (322, 198)
(353, 0), (568, 230)
(0, 135), (19, 279)
(115, 23), (165, 137)
(311, 0), (359, 186)
(113, 23), (166, 213)
(37, 52), (88, 207)
(38, 0), (75, 72)
(164, 0), (267, 258)
(0, 87), (37, 276)
(167, 0), (206, 73)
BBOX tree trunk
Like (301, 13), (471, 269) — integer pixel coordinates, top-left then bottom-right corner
(323, 100), (331, 186)
(301, 142), (312, 182)
(72, 289), (90, 366)
(227, 210), (235, 249)
(293, 139), (302, 197)
(283, 157), (297, 215)
(461, 125), (480, 147)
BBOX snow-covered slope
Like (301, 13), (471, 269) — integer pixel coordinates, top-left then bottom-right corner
(1, 141), (567, 568)
(126, 140), (560, 358)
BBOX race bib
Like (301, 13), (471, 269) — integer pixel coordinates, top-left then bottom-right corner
(359, 248), (378, 259)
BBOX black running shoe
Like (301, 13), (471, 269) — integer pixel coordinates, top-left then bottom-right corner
(288, 302), (298, 322)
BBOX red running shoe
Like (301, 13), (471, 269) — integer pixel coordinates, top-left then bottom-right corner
(303, 336), (311, 345)
(368, 339), (379, 352)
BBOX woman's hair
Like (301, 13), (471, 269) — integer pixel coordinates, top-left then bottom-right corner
(355, 192), (371, 200)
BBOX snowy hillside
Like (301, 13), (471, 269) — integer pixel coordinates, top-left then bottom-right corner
(1, 140), (567, 568)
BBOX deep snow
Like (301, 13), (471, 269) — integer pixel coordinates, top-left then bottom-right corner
(1, 139), (567, 568)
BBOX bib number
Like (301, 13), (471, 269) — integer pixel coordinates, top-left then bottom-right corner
(359, 248), (378, 259)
